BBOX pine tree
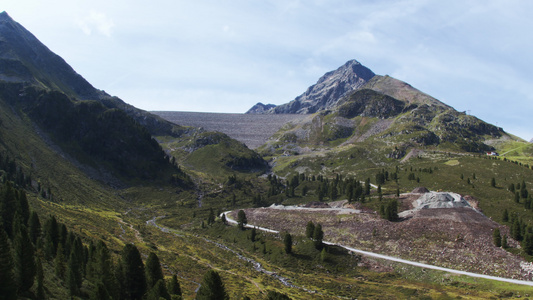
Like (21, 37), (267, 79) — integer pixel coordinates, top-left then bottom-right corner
(493, 228), (502, 247)
(67, 246), (83, 296)
(145, 252), (164, 290)
(91, 282), (112, 300)
(305, 221), (315, 239)
(167, 274), (182, 298)
(28, 211), (41, 245)
(502, 234), (508, 249)
(207, 208), (215, 225)
(43, 216), (59, 259)
(1, 181), (18, 238)
(502, 209), (509, 222)
(13, 222), (36, 293)
(250, 227), (257, 242)
(284, 232), (292, 254)
(237, 210), (247, 230)
(0, 227), (17, 300)
(313, 224), (324, 249)
(35, 256), (45, 300)
(221, 213), (227, 225)
(523, 233), (533, 255)
(320, 247), (328, 262)
(54, 243), (66, 279)
(120, 244), (147, 300)
(196, 269), (228, 300)
(17, 191), (30, 226)
(147, 279), (170, 300)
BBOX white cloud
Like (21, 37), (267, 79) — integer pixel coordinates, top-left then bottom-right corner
(78, 11), (114, 37)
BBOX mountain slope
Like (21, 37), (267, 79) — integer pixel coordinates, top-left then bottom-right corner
(0, 11), (266, 179)
(0, 11), (186, 138)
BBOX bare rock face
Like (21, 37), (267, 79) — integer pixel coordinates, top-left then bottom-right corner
(246, 102), (277, 114)
(266, 60), (375, 114)
(411, 187), (430, 194)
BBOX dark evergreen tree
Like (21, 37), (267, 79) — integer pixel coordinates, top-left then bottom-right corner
(305, 221), (315, 239)
(43, 216), (59, 259)
(508, 183), (516, 193)
(0, 182), (18, 238)
(17, 191), (30, 226)
(28, 211), (41, 245)
(313, 224), (324, 249)
(493, 228), (502, 247)
(221, 213), (227, 225)
(91, 282), (112, 300)
(196, 269), (228, 300)
(384, 199), (399, 221)
(120, 244), (147, 300)
(0, 227), (17, 300)
(145, 252), (165, 290)
(54, 243), (66, 279)
(67, 257), (80, 297)
(207, 208), (215, 225)
(13, 222), (36, 293)
(167, 274), (182, 298)
(491, 177), (496, 187)
(35, 256), (45, 300)
(502, 209), (509, 222)
(237, 210), (247, 230)
(67, 247), (83, 296)
(502, 234), (508, 249)
(512, 219), (522, 241)
(284, 232), (292, 254)
(147, 279), (170, 300)
(523, 233), (533, 255)
(250, 227), (257, 242)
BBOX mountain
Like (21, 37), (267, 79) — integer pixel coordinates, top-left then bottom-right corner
(249, 59), (375, 114)
(256, 60), (515, 157)
(0, 11), (266, 181)
(0, 11), (187, 138)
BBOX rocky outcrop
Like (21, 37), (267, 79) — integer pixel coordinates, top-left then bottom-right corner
(266, 60), (375, 114)
(246, 102), (277, 114)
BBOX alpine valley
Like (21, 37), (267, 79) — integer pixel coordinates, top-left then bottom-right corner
(1, 11), (533, 300)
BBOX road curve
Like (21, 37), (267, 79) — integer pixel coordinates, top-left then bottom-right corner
(222, 211), (533, 287)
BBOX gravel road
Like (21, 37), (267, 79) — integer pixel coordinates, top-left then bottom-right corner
(222, 210), (533, 287)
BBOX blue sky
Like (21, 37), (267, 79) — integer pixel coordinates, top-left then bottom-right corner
(3, 0), (533, 140)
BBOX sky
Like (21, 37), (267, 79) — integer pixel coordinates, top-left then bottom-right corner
(3, 0), (533, 140)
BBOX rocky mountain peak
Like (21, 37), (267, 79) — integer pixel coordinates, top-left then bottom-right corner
(261, 59), (375, 114)
(0, 11), (12, 21)
(246, 102), (277, 114)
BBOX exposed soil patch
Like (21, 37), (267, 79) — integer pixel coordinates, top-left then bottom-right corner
(236, 193), (530, 280)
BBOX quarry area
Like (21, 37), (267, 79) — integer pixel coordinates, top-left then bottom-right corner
(235, 189), (532, 280)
